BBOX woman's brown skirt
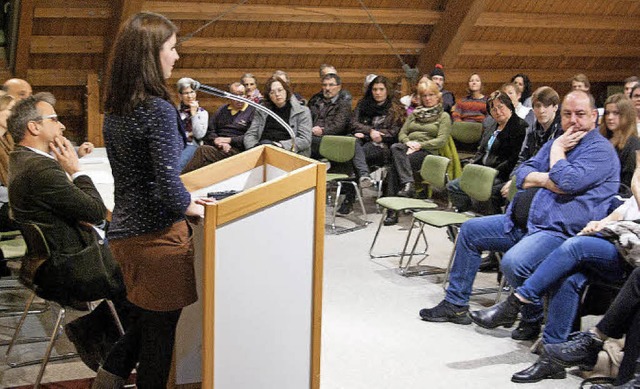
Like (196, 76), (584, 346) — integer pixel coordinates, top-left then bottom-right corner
(109, 220), (197, 311)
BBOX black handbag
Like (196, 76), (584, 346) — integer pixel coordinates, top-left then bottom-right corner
(31, 223), (124, 305)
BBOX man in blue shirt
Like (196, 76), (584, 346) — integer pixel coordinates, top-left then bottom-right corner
(418, 91), (619, 340)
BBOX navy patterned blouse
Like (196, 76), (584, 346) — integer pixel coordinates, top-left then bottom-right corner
(104, 97), (191, 239)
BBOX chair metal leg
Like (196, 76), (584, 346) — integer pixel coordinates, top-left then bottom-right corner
(348, 181), (368, 223)
(106, 299), (125, 336)
(5, 291), (36, 357)
(442, 228), (461, 290)
(369, 210), (428, 259)
(34, 307), (66, 388)
(331, 182), (342, 230)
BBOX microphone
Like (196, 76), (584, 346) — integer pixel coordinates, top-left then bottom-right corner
(194, 81), (297, 152)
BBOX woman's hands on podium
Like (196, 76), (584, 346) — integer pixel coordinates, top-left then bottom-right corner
(185, 198), (216, 224)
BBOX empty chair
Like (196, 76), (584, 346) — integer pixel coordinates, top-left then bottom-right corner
(369, 155), (450, 259)
(319, 135), (368, 232)
(399, 163), (498, 278)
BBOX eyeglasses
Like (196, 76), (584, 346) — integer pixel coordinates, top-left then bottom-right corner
(632, 94), (640, 99)
(269, 88), (286, 96)
(180, 90), (196, 96)
(35, 114), (59, 123)
(322, 83), (338, 88)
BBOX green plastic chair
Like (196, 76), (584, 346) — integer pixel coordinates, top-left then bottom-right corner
(319, 136), (368, 231)
(399, 163), (498, 277)
(369, 155), (450, 259)
(451, 121), (483, 159)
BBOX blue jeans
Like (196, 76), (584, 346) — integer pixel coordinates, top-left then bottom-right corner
(178, 143), (198, 173)
(445, 214), (566, 324)
(515, 236), (626, 344)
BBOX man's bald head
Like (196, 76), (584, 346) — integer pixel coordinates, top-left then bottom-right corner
(3, 79), (32, 101)
(561, 90), (598, 132)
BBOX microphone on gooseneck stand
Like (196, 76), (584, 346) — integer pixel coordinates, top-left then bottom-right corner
(194, 81), (297, 153)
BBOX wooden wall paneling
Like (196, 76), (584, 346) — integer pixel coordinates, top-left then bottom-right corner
(86, 72), (102, 147)
(459, 41), (640, 58)
(30, 54), (104, 70)
(14, 0), (35, 77)
(179, 37), (423, 56)
(30, 36), (104, 54)
(476, 12), (640, 30)
(416, 0), (486, 73)
(31, 18), (110, 35)
(102, 0), (144, 77)
(145, 2), (441, 25)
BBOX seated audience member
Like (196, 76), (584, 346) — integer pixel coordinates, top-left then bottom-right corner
(7, 93), (127, 370)
(511, 73), (533, 108)
(307, 73), (352, 159)
(400, 75), (430, 115)
(337, 75), (405, 215)
(182, 82), (255, 173)
(272, 70), (306, 106)
(572, 73), (591, 92)
(631, 84), (640, 135)
(176, 77), (208, 170)
(502, 82), (535, 127)
(430, 64), (455, 115)
(499, 86), (563, 199)
(446, 90), (527, 214)
(383, 79), (451, 225)
(624, 75), (639, 98)
(318, 64), (352, 103)
(419, 92), (619, 345)
(544, 266), (640, 387)
(451, 73), (487, 123)
(471, 164), (638, 383)
(241, 73), (263, 104)
(3, 78), (32, 100)
(244, 76), (312, 156)
(600, 93), (640, 195)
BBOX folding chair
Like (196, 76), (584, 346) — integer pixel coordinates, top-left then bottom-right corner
(369, 155), (450, 259)
(320, 135), (369, 233)
(6, 222), (124, 388)
(399, 163), (498, 278)
(450, 121), (483, 159)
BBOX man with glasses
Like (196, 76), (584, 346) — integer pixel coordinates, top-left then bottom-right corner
(181, 82), (255, 173)
(7, 93), (126, 367)
(419, 91), (620, 363)
(307, 73), (352, 159)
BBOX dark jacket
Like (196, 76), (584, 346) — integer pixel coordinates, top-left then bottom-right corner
(351, 100), (404, 144)
(8, 146), (106, 255)
(307, 91), (352, 136)
(204, 104), (256, 150)
(512, 112), (563, 175)
(472, 113), (528, 181)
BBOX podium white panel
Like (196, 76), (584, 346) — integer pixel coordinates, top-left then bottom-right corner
(213, 189), (315, 388)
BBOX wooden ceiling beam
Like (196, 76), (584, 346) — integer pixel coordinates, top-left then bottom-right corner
(14, 0), (35, 78)
(26, 68), (406, 87)
(34, 7), (111, 19)
(179, 38), (422, 56)
(31, 36), (103, 54)
(459, 41), (640, 58)
(476, 12), (640, 30)
(145, 2), (440, 25)
(416, 0), (486, 74)
(445, 69), (638, 84)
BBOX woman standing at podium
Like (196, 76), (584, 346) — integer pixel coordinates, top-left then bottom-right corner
(95, 12), (206, 389)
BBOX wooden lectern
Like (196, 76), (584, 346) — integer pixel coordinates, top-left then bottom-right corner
(172, 145), (325, 389)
